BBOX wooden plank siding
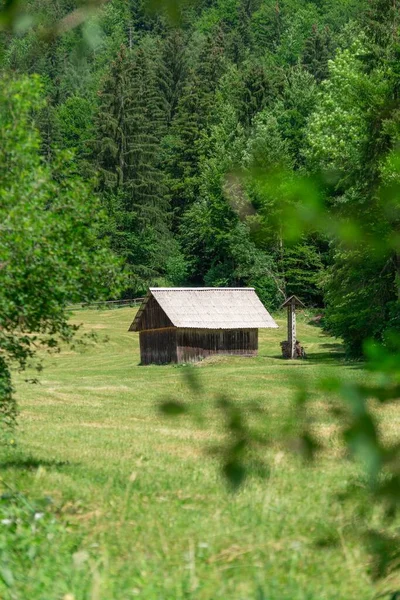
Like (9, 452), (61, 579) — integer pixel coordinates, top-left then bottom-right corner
(139, 329), (177, 365)
(176, 328), (258, 363)
(136, 295), (174, 331)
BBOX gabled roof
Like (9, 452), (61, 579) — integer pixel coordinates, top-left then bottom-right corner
(281, 295), (305, 308)
(129, 288), (278, 331)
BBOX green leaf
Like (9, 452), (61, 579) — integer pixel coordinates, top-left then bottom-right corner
(0, 565), (14, 587)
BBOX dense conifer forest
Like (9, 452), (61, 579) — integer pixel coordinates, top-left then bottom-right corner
(1, 0), (399, 356)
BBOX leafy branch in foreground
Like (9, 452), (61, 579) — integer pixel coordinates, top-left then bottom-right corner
(161, 348), (400, 585)
(0, 74), (121, 435)
(161, 139), (400, 582)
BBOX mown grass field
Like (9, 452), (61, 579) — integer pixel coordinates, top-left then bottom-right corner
(1, 307), (398, 600)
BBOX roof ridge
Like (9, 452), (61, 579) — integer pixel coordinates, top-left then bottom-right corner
(149, 287), (255, 291)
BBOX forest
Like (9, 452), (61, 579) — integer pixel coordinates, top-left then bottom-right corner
(1, 0), (399, 358)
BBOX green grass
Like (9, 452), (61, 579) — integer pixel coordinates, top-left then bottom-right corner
(0, 307), (397, 600)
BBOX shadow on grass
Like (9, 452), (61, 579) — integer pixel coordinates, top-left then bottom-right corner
(0, 456), (72, 471)
(305, 351), (346, 363)
(269, 343), (346, 364)
(269, 351), (366, 371)
(306, 342), (346, 363)
(265, 354), (345, 365)
(267, 342), (366, 367)
(306, 342), (365, 369)
(320, 342), (343, 351)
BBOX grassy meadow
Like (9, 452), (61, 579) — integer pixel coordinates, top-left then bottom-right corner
(1, 307), (398, 600)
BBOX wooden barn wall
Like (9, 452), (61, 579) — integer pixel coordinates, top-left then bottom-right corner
(176, 328), (258, 362)
(139, 329), (177, 365)
(137, 296), (174, 331)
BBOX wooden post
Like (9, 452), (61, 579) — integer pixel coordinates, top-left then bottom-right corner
(288, 297), (296, 359)
(281, 295), (305, 359)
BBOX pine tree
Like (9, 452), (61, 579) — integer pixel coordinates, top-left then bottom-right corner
(231, 0), (257, 63)
(362, 0), (399, 61)
(302, 24), (332, 82)
(237, 58), (282, 128)
(161, 29), (187, 125)
(95, 45), (133, 192)
(250, 1), (283, 54)
(165, 28), (227, 215)
(96, 39), (168, 215)
(124, 41), (168, 227)
(281, 239), (326, 305)
(94, 41), (173, 294)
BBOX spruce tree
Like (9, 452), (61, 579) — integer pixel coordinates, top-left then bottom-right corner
(166, 28), (227, 215)
(231, 0), (256, 63)
(95, 45), (133, 192)
(250, 1), (283, 54)
(237, 58), (282, 128)
(302, 24), (332, 82)
(95, 41), (172, 294)
(362, 0), (399, 62)
(161, 29), (187, 125)
(124, 40), (168, 227)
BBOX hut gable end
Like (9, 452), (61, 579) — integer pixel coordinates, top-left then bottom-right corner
(131, 294), (173, 331)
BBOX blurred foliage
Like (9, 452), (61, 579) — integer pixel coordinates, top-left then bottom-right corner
(157, 13), (400, 579)
(0, 476), (92, 596)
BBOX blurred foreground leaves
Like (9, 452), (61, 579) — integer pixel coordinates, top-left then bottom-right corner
(161, 151), (400, 581)
(0, 0), (199, 38)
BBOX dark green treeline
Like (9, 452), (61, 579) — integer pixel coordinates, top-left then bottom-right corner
(1, 0), (399, 355)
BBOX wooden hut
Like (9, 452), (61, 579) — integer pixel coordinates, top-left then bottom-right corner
(129, 287), (278, 364)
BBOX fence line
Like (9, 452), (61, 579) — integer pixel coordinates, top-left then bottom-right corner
(67, 298), (144, 311)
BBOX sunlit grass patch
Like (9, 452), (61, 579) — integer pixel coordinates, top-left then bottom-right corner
(0, 307), (396, 599)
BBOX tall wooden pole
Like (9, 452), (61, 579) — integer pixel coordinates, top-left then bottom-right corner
(281, 295), (304, 359)
(287, 297), (296, 359)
